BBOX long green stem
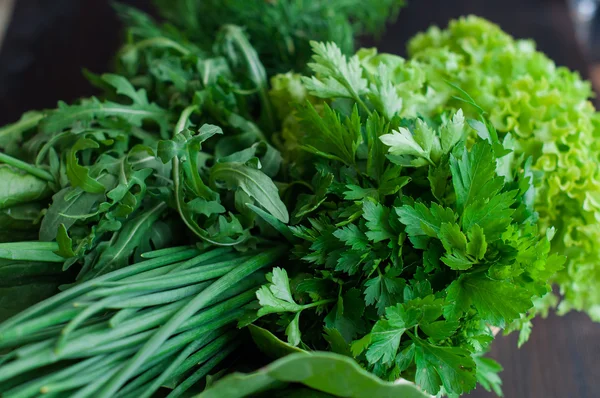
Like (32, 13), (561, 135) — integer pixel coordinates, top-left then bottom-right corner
(0, 248), (200, 335)
(302, 298), (337, 310)
(0, 152), (54, 182)
(96, 246), (286, 397)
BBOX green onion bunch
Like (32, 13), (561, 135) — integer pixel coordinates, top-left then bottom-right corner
(0, 245), (285, 398)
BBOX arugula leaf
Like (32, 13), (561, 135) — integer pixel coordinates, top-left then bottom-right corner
(199, 351), (428, 398)
(66, 138), (106, 194)
(0, 166), (50, 210)
(210, 162), (289, 223)
(40, 74), (169, 137)
(88, 202), (167, 277)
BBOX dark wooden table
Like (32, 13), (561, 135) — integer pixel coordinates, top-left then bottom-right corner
(1, 1), (599, 397)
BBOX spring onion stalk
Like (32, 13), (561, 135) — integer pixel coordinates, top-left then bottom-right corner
(0, 245), (287, 397)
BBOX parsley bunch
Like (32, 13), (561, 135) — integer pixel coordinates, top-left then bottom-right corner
(252, 42), (564, 396)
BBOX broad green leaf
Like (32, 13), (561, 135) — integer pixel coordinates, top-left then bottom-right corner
(210, 162), (289, 223)
(449, 140), (504, 212)
(285, 312), (302, 346)
(249, 324), (306, 360)
(0, 166), (50, 210)
(198, 352), (429, 398)
(414, 340), (476, 395)
(0, 242), (64, 262)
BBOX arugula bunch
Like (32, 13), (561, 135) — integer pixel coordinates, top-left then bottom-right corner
(252, 42), (564, 396)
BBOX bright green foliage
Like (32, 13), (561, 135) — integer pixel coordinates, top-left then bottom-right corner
(275, 15), (600, 321)
(404, 16), (600, 319)
(256, 43), (562, 394)
(0, 11), (289, 281)
(0, 3), (587, 397)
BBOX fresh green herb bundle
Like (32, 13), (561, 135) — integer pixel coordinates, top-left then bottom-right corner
(0, 2), (589, 397)
(0, 245), (285, 398)
(152, 0), (406, 75)
(251, 42), (564, 396)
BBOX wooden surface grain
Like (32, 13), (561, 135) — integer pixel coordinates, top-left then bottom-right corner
(467, 311), (600, 397)
(0, 1), (599, 397)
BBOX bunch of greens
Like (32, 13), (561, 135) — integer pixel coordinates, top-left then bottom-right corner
(249, 41), (563, 396)
(152, 0), (405, 75)
(0, 245), (285, 398)
(0, 2), (422, 398)
(360, 16), (600, 320)
(0, 3), (591, 398)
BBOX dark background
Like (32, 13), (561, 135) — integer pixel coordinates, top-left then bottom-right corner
(0, 1), (599, 397)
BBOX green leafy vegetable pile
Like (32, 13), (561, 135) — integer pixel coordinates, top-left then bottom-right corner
(0, 2), (596, 397)
(0, 246), (283, 398)
(250, 44), (563, 395)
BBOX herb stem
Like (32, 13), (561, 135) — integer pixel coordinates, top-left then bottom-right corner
(0, 152), (54, 182)
(121, 38), (191, 57)
(302, 298), (337, 310)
